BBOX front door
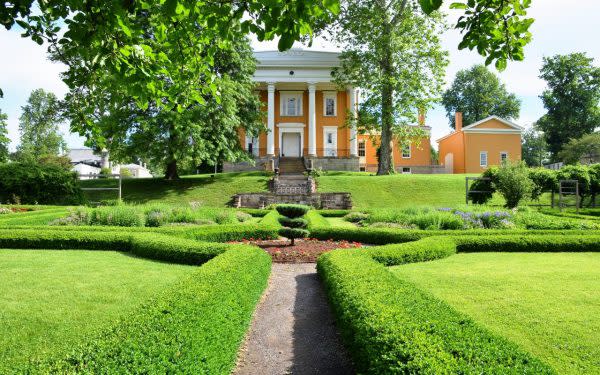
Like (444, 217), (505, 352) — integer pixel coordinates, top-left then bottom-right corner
(324, 128), (337, 157)
(282, 132), (301, 157)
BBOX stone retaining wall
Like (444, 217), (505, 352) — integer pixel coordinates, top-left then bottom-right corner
(306, 157), (360, 172)
(223, 157), (274, 172)
(232, 192), (352, 210)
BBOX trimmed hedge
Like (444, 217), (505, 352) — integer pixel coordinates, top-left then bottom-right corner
(33, 245), (270, 374)
(0, 227), (271, 373)
(278, 217), (308, 228)
(275, 204), (310, 219)
(318, 234), (600, 374)
(315, 209), (351, 217)
(305, 210), (330, 230)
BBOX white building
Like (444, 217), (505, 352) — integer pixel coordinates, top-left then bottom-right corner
(67, 148), (152, 179)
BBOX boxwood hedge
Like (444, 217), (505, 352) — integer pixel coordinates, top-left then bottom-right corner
(0, 227), (271, 373)
(318, 233), (600, 374)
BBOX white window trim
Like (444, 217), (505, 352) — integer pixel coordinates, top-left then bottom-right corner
(245, 135), (260, 157)
(323, 91), (337, 117)
(358, 140), (366, 157)
(402, 167), (412, 174)
(480, 151), (488, 167)
(280, 91), (303, 117)
(500, 151), (508, 163)
(402, 142), (411, 159)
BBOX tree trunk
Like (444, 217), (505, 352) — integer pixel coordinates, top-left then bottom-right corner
(377, 24), (395, 175)
(164, 122), (179, 180)
(165, 159), (179, 180)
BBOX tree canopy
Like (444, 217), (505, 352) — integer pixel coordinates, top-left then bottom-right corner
(442, 64), (520, 128)
(333, 0), (448, 175)
(521, 127), (549, 167)
(558, 132), (600, 165)
(63, 34), (263, 179)
(536, 53), (600, 160)
(17, 89), (66, 161)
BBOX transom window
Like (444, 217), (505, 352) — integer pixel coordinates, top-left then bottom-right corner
(358, 140), (366, 157)
(500, 152), (508, 163)
(480, 151), (488, 167)
(401, 142), (411, 158)
(280, 92), (303, 116)
(323, 92), (337, 117)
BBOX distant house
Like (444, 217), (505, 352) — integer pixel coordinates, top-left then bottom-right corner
(67, 148), (152, 179)
(437, 113), (523, 174)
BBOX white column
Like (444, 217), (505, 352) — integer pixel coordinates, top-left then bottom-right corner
(308, 83), (317, 157)
(348, 86), (358, 157)
(267, 83), (275, 156)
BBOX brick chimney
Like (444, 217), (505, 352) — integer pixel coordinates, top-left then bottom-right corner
(418, 108), (426, 126)
(455, 112), (463, 131)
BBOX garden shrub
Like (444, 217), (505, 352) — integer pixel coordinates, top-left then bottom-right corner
(557, 164), (591, 197)
(529, 167), (558, 201)
(0, 162), (84, 205)
(493, 161), (533, 208)
(275, 204), (310, 219)
(235, 211), (253, 222)
(29, 242), (270, 374)
(467, 166), (498, 204)
(316, 209), (351, 217)
(343, 212), (369, 223)
(88, 206), (145, 227)
(317, 233), (600, 374)
(305, 210), (330, 229)
(257, 210), (282, 229)
(238, 208), (270, 217)
(276, 204), (310, 244)
(278, 217), (308, 228)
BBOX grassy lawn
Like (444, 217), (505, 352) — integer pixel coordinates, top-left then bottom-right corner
(326, 217), (357, 228)
(392, 253), (600, 374)
(0, 208), (70, 226)
(81, 172), (270, 206)
(317, 172), (505, 209)
(0, 249), (195, 371)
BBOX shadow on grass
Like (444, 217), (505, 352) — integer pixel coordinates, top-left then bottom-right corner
(291, 272), (354, 374)
(80, 172), (271, 205)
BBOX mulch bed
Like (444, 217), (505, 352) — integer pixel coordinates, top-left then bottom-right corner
(232, 238), (362, 263)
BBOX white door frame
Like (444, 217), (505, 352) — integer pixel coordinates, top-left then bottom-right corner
(245, 135), (260, 157)
(323, 126), (338, 157)
(278, 122), (305, 157)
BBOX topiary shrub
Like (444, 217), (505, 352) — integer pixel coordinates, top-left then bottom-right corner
(275, 204), (310, 219)
(276, 204), (311, 245)
(278, 228), (309, 245)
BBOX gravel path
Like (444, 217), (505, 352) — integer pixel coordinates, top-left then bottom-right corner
(234, 263), (354, 375)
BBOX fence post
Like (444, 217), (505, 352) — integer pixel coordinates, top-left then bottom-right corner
(575, 181), (579, 214)
(118, 174), (122, 201)
(551, 190), (554, 209)
(465, 177), (469, 205)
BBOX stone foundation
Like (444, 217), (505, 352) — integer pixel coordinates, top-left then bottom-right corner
(232, 192), (352, 210)
(306, 157), (360, 172)
(223, 157), (274, 173)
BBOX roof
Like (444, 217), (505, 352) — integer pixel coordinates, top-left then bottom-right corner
(436, 116), (523, 143)
(68, 148), (101, 163)
(253, 48), (341, 68)
(120, 163), (150, 171)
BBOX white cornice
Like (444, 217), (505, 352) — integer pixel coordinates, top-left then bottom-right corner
(463, 129), (522, 134)
(462, 116), (524, 131)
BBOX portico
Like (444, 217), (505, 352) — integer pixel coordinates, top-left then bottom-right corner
(252, 50), (358, 160)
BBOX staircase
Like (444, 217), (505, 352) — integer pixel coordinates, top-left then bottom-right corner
(278, 157), (306, 175)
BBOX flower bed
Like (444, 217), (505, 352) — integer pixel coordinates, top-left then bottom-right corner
(235, 238), (362, 263)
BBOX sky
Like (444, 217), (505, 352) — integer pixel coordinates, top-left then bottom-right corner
(1, 0), (599, 151)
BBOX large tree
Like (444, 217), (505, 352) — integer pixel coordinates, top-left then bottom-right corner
(558, 132), (600, 165)
(521, 127), (549, 167)
(0, 109), (9, 163)
(63, 35), (263, 179)
(536, 53), (600, 160)
(17, 89), (65, 161)
(442, 64), (520, 128)
(332, 0), (448, 175)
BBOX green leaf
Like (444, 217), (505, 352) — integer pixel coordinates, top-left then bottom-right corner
(419, 0), (443, 14)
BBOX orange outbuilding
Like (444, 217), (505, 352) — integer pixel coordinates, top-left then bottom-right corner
(437, 113), (523, 174)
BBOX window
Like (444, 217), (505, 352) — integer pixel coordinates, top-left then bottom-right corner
(327, 132), (333, 144)
(323, 92), (337, 116)
(359, 166), (366, 172)
(480, 151), (488, 167)
(500, 152), (508, 163)
(280, 92), (303, 116)
(402, 167), (412, 174)
(358, 140), (366, 157)
(402, 142), (411, 158)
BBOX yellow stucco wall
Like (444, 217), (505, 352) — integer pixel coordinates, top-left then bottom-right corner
(437, 118), (522, 174)
(357, 133), (431, 172)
